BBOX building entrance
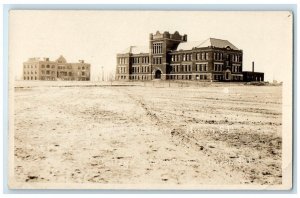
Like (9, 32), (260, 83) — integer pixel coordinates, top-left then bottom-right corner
(225, 70), (231, 81)
(155, 70), (162, 79)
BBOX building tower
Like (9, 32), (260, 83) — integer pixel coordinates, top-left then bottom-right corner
(149, 31), (187, 80)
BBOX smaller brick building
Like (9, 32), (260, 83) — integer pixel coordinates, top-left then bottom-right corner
(242, 62), (264, 82)
(23, 55), (91, 81)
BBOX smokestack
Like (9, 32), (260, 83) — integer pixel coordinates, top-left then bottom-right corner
(252, 61), (255, 72)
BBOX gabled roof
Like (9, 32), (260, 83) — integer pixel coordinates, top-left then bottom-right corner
(121, 46), (149, 54)
(176, 38), (239, 51)
(56, 55), (67, 63)
(199, 38), (239, 50)
(176, 41), (203, 50)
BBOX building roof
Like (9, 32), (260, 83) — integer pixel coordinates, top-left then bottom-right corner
(176, 41), (203, 50)
(121, 46), (149, 54)
(27, 57), (43, 62)
(56, 55), (67, 63)
(177, 38), (239, 51)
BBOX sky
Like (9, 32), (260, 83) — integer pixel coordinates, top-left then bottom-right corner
(9, 11), (293, 82)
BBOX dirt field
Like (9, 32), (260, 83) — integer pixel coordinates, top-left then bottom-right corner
(12, 81), (282, 187)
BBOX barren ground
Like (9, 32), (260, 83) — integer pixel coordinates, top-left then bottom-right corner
(13, 81), (282, 187)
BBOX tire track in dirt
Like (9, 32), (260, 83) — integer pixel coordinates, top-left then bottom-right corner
(119, 88), (250, 183)
(119, 87), (282, 185)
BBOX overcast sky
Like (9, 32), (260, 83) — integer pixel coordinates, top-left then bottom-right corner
(9, 11), (292, 82)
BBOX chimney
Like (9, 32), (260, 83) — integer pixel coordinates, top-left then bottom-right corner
(252, 61), (255, 72)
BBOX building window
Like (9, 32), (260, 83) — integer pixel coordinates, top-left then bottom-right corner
(42, 65), (45, 68)
(153, 42), (162, 54)
(201, 53), (205, 60)
(46, 65), (50, 68)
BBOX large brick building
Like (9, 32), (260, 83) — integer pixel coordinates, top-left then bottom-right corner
(116, 31), (264, 82)
(23, 55), (90, 81)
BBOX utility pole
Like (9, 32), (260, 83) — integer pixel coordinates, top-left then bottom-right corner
(101, 66), (104, 81)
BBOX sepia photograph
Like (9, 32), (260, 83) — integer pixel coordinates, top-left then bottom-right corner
(8, 10), (293, 190)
